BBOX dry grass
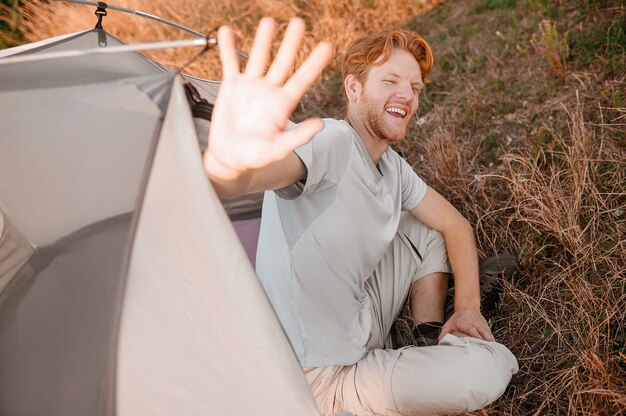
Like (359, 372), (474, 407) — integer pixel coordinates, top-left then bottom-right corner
(397, 99), (625, 415)
(6, 0), (626, 414)
(486, 101), (625, 415)
(397, 2), (626, 414)
(18, 0), (441, 79)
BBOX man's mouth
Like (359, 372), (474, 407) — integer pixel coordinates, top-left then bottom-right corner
(385, 106), (407, 118)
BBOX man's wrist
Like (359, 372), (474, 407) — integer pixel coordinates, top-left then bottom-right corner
(204, 150), (246, 182)
(452, 272), (481, 312)
(454, 297), (480, 312)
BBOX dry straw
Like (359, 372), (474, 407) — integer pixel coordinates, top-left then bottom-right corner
(19, 0), (442, 79)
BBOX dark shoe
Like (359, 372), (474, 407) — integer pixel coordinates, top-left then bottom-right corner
(444, 253), (519, 324)
(480, 254), (518, 321)
(391, 320), (442, 348)
(412, 321), (443, 346)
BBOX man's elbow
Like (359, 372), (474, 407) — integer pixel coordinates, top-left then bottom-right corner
(445, 215), (474, 238)
(459, 217), (473, 232)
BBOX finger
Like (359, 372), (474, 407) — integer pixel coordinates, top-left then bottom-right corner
(283, 41), (333, 102)
(438, 321), (454, 341)
(266, 18), (305, 84)
(273, 118), (324, 157)
(478, 325), (495, 342)
(218, 25), (239, 80)
(245, 17), (275, 77)
(467, 327), (482, 340)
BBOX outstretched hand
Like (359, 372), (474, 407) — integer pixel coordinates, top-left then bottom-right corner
(439, 307), (495, 342)
(204, 18), (332, 181)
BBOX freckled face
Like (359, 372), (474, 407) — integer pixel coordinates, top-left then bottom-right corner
(356, 49), (423, 141)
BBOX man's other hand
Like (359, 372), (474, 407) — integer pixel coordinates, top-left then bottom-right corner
(439, 307), (495, 342)
(204, 17), (332, 181)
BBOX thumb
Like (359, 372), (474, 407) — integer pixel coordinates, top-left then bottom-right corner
(274, 118), (324, 156)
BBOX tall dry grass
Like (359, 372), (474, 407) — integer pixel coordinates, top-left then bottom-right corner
(412, 100), (626, 415)
(19, 0), (441, 79)
(491, 101), (624, 415)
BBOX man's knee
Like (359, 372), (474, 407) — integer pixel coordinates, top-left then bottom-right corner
(391, 336), (518, 414)
(443, 341), (516, 411)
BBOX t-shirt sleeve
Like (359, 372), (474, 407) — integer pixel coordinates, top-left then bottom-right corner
(275, 119), (352, 200)
(399, 156), (428, 211)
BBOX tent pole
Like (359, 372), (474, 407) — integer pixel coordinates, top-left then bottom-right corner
(32, 0), (332, 118)
(0, 38), (214, 66)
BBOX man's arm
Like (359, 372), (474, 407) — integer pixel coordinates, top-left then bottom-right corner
(410, 186), (494, 341)
(206, 151), (306, 197)
(203, 17), (331, 197)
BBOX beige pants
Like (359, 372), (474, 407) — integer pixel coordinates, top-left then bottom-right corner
(305, 214), (519, 415)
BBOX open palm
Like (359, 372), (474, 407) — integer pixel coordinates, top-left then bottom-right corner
(205, 18), (332, 180)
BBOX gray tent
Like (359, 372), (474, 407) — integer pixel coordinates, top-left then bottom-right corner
(0, 27), (321, 415)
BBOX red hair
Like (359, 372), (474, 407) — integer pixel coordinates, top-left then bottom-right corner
(342, 29), (434, 98)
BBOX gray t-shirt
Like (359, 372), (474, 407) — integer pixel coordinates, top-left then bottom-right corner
(256, 119), (427, 367)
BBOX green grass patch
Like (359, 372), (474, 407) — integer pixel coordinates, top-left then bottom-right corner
(568, 16), (626, 76)
(473, 0), (517, 13)
(0, 0), (25, 49)
(611, 90), (624, 108)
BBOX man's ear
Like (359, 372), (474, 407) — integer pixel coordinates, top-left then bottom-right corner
(344, 74), (362, 102)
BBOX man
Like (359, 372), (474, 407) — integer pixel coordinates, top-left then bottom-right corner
(206, 17), (518, 415)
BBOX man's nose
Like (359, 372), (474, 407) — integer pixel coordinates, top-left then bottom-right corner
(395, 82), (414, 100)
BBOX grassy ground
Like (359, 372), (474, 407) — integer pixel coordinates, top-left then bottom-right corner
(3, 0), (625, 414)
(395, 2), (625, 415)
(0, 0), (24, 48)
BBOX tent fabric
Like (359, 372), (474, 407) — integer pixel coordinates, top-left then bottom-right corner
(0, 214), (132, 415)
(0, 30), (166, 91)
(0, 213), (33, 291)
(0, 74), (167, 247)
(0, 30), (87, 58)
(117, 81), (318, 414)
(0, 28), (321, 415)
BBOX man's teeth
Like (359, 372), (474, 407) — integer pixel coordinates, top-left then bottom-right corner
(386, 107), (406, 117)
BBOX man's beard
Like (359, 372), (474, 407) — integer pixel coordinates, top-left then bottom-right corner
(360, 94), (408, 141)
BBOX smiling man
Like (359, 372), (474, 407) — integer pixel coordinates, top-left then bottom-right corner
(206, 19), (518, 416)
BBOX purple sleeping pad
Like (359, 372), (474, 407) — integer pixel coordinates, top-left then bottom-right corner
(232, 217), (261, 265)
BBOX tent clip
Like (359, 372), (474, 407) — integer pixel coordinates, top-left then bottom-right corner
(94, 2), (108, 30)
(94, 2), (108, 47)
(184, 82), (214, 121)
